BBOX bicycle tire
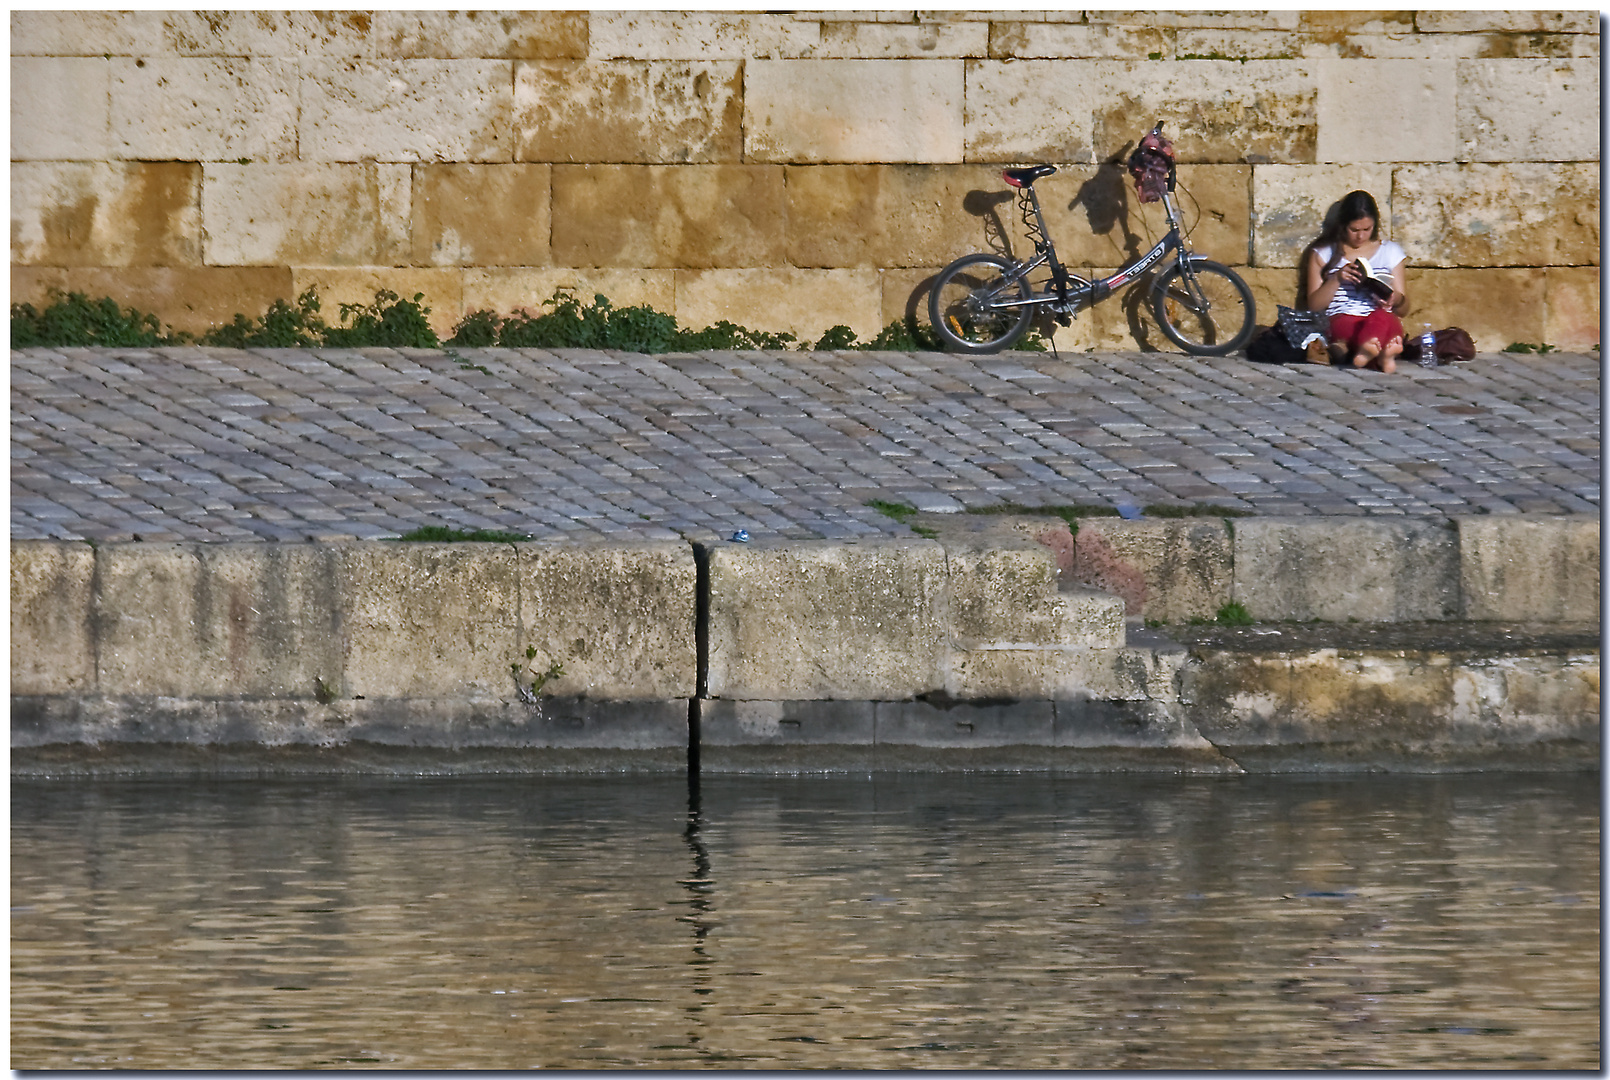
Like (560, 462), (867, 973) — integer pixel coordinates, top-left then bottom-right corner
(929, 253), (1034, 354)
(1150, 258), (1256, 356)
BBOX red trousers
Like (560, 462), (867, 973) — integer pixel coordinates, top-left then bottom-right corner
(1328, 308), (1404, 352)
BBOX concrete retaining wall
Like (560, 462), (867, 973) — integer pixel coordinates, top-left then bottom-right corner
(12, 539), (697, 770)
(10, 10), (1600, 351)
(1067, 513), (1600, 624)
(11, 517), (1600, 773)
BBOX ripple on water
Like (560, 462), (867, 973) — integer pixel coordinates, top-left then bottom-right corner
(10, 772), (1600, 1069)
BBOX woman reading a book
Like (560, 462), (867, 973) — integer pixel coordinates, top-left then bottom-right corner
(1304, 190), (1406, 372)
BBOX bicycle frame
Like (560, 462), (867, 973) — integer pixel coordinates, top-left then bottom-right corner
(988, 179), (1193, 315)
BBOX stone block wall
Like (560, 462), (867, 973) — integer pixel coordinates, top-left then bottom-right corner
(10, 10), (1600, 351)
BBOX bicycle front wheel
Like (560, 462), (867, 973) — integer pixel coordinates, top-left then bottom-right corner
(929, 253), (1033, 353)
(1150, 258), (1255, 356)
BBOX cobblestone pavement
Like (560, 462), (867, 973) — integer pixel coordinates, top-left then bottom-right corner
(11, 346), (1601, 545)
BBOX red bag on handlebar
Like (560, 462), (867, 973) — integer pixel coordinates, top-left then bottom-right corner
(1127, 131), (1174, 204)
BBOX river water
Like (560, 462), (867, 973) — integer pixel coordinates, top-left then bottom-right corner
(11, 772), (1599, 1069)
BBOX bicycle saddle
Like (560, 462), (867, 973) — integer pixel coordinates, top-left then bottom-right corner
(1002, 165), (1057, 188)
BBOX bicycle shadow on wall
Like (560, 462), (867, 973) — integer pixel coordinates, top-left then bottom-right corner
(899, 189), (1013, 340)
(1067, 153), (1168, 352)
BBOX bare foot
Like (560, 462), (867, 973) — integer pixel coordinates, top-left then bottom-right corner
(1379, 336), (1402, 374)
(1354, 339), (1380, 368)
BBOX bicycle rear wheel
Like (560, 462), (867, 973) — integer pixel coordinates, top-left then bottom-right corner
(929, 253), (1033, 353)
(1150, 258), (1255, 356)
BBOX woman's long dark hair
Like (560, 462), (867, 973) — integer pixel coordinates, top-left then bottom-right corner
(1318, 190), (1382, 246)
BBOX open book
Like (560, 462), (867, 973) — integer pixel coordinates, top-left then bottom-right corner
(1351, 257), (1394, 301)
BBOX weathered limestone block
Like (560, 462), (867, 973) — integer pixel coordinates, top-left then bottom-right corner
(818, 19), (987, 58)
(945, 542), (1123, 649)
(1182, 646), (1601, 760)
(1090, 12), (1301, 29)
(1397, 268), (1545, 353)
(1474, 655), (1602, 739)
(11, 542), (96, 696)
(111, 57), (299, 163)
(588, 11), (820, 60)
(375, 10), (588, 59)
(10, 267), (295, 336)
(785, 164), (1005, 268)
(12, 161), (201, 268)
(946, 637), (1187, 703)
(1458, 58), (1599, 162)
(704, 539), (947, 701)
(338, 543), (519, 701)
(1249, 164), (1395, 268)
(202, 163), (398, 267)
(1392, 163), (1599, 268)
(1329, 31), (1599, 61)
(1543, 267), (1601, 351)
(289, 268), (464, 340)
(1036, 164), (1251, 269)
(411, 164), (551, 267)
(880, 266), (944, 331)
(945, 645), (1115, 702)
(1234, 518), (1460, 622)
(675, 268), (883, 343)
(962, 60), (1097, 163)
(1238, 265), (1307, 322)
(1314, 59), (1457, 164)
(161, 11), (376, 58)
(1417, 11), (1598, 34)
(11, 57), (110, 159)
(96, 543), (344, 699)
(300, 59), (514, 162)
(1073, 518), (1233, 623)
(10, 10), (167, 55)
(514, 60), (742, 164)
(744, 59), (964, 163)
(1089, 60), (1317, 164)
(991, 22), (1167, 59)
(1457, 516), (1600, 622)
(551, 164), (785, 268)
(515, 541), (696, 700)
(377, 162), (412, 263)
(462, 268), (676, 320)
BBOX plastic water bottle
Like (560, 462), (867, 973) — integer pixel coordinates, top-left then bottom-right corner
(1418, 324), (1438, 368)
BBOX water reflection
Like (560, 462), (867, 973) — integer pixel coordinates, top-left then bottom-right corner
(11, 773), (1600, 1069)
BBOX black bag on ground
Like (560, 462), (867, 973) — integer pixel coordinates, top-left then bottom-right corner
(1247, 306), (1330, 363)
(1247, 325), (1304, 364)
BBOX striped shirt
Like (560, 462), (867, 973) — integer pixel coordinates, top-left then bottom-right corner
(1315, 240), (1405, 317)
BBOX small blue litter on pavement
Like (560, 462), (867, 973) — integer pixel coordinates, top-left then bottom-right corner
(730, 529), (750, 543)
(1117, 503), (1143, 520)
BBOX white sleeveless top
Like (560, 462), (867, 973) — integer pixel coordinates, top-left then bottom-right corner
(1314, 240), (1405, 317)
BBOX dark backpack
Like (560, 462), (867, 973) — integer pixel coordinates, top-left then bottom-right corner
(1246, 325), (1304, 364)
